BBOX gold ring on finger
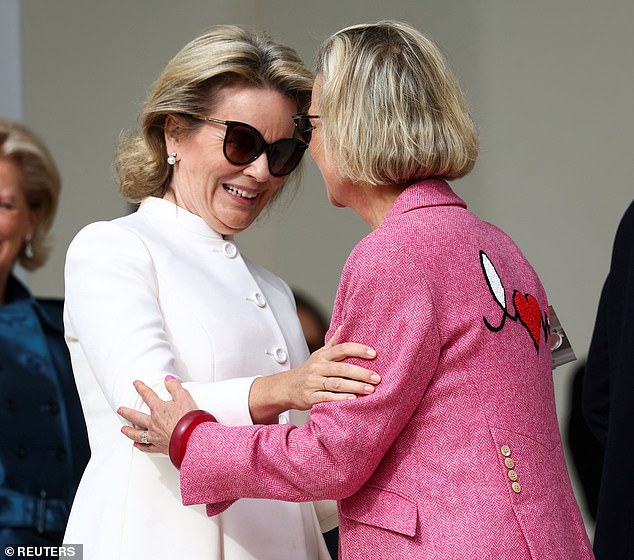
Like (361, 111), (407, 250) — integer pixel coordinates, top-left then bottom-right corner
(322, 377), (327, 391)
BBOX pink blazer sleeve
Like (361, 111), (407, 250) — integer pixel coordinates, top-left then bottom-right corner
(180, 234), (441, 510)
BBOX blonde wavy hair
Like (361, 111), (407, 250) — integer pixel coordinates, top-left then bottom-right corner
(0, 119), (61, 270)
(116, 25), (313, 202)
(315, 20), (479, 186)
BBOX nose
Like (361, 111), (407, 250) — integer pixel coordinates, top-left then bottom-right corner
(243, 152), (271, 182)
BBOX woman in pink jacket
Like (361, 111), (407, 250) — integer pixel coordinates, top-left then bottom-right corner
(121, 21), (594, 559)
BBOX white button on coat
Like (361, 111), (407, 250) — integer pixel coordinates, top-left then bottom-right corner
(223, 242), (238, 258)
(248, 292), (267, 308)
(268, 347), (288, 364)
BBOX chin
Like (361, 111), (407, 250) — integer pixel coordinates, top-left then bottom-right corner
(326, 192), (338, 206)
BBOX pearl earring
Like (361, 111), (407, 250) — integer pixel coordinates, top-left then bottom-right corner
(25, 234), (34, 259)
(167, 152), (177, 166)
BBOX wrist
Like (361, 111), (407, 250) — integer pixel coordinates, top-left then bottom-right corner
(249, 373), (289, 424)
(168, 409), (216, 469)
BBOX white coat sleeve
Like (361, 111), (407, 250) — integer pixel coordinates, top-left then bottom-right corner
(64, 221), (257, 425)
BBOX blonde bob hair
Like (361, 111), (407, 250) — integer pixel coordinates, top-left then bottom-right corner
(315, 20), (479, 186)
(0, 119), (61, 271)
(117, 25), (313, 202)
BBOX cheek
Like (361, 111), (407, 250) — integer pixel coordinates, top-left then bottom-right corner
(310, 140), (337, 184)
(308, 139), (325, 167)
(267, 178), (287, 198)
(0, 216), (22, 238)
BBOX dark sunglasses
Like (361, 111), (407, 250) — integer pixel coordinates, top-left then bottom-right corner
(199, 116), (308, 177)
(292, 114), (320, 144)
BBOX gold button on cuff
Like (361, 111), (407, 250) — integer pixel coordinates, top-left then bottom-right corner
(500, 445), (511, 457)
(507, 470), (518, 481)
(512, 482), (522, 494)
(504, 457), (515, 469)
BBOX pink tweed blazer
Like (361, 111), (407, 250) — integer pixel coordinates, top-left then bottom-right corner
(180, 180), (594, 559)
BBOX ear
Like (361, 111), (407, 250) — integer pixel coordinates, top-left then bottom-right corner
(164, 115), (185, 149)
(27, 207), (40, 237)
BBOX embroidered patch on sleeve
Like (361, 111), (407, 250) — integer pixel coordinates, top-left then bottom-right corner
(479, 250), (549, 351)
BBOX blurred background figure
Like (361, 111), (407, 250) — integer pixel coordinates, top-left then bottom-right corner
(583, 199), (634, 559)
(294, 289), (330, 354)
(0, 119), (89, 549)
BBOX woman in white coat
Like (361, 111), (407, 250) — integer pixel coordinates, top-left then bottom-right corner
(62, 25), (379, 560)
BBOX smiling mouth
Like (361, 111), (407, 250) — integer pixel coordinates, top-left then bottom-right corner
(223, 185), (259, 200)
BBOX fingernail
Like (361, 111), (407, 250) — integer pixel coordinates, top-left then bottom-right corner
(117, 407), (122, 414)
(366, 348), (377, 357)
(370, 374), (381, 382)
(347, 395), (357, 400)
(165, 375), (175, 381)
(363, 385), (375, 394)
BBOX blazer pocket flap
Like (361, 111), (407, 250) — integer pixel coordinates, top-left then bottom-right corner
(340, 486), (417, 537)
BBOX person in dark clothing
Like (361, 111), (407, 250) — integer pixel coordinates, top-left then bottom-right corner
(583, 199), (634, 559)
(0, 119), (90, 549)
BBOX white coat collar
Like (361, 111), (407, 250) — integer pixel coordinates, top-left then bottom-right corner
(139, 197), (233, 241)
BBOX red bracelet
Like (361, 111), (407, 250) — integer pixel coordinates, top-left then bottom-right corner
(168, 409), (216, 469)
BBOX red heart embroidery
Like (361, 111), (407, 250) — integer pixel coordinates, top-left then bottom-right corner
(513, 291), (542, 349)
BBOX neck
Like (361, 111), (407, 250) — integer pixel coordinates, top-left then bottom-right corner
(353, 183), (404, 230)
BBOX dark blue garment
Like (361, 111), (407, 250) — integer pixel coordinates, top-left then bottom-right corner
(0, 274), (89, 548)
(583, 200), (634, 560)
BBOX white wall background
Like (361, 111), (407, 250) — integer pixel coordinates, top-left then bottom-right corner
(8, 0), (634, 533)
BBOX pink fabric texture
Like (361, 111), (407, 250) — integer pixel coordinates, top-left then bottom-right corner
(180, 180), (594, 559)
